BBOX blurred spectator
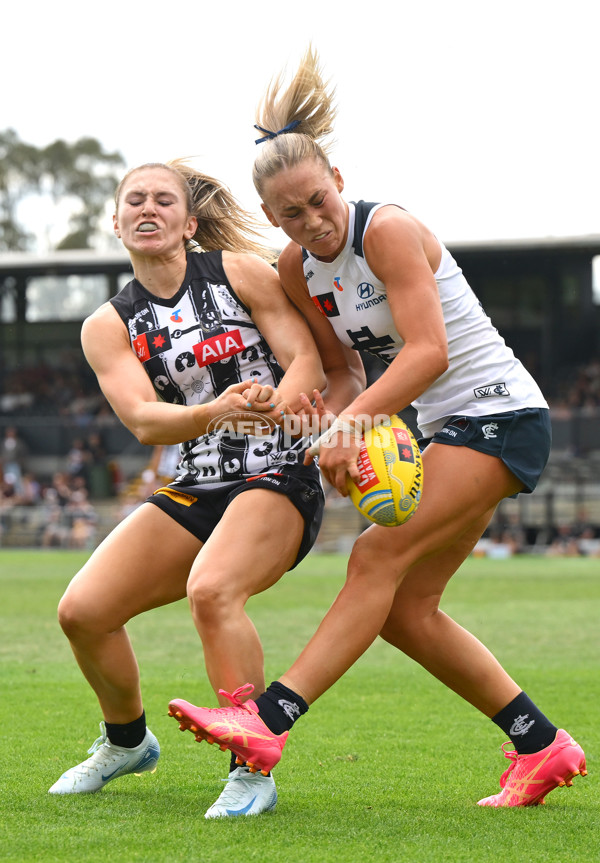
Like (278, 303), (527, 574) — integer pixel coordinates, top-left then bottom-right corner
(0, 474), (19, 542)
(0, 351), (107, 420)
(65, 489), (98, 549)
(65, 438), (89, 482)
(84, 432), (113, 498)
(0, 426), (28, 489)
(497, 514), (527, 556)
(51, 472), (73, 508)
(19, 472), (42, 506)
(546, 524), (584, 557)
(550, 356), (600, 410)
(577, 526), (600, 557)
(41, 505), (68, 548)
(146, 444), (180, 485)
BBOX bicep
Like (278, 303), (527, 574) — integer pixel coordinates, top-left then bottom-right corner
(81, 306), (158, 426)
(365, 217), (447, 350)
(227, 253), (321, 369)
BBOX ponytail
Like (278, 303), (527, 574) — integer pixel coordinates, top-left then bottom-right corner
(252, 47), (337, 198)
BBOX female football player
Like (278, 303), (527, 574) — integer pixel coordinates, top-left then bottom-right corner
(48, 160), (326, 819)
(169, 49), (586, 808)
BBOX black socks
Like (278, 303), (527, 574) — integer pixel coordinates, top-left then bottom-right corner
(105, 710), (147, 749)
(254, 681), (309, 735)
(492, 692), (558, 754)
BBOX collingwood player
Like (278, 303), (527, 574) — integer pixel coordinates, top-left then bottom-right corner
(48, 160), (326, 818)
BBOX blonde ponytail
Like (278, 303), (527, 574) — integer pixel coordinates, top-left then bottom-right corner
(167, 159), (272, 258)
(252, 47), (337, 198)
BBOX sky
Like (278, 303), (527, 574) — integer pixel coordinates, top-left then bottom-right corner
(3, 0), (599, 251)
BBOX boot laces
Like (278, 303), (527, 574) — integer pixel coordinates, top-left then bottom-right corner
(216, 683), (257, 714)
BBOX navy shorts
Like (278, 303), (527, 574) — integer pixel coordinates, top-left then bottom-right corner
(146, 463), (324, 569)
(419, 408), (551, 494)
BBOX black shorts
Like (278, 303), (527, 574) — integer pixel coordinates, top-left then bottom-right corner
(419, 408), (551, 494)
(146, 464), (324, 569)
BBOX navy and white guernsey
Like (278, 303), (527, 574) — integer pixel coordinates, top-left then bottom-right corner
(303, 201), (548, 437)
(110, 250), (309, 487)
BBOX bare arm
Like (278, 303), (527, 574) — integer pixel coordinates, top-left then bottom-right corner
(81, 303), (271, 446)
(303, 208), (449, 493)
(343, 207), (448, 420)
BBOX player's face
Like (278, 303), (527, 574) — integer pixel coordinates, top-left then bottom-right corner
(113, 167), (197, 258)
(261, 159), (348, 262)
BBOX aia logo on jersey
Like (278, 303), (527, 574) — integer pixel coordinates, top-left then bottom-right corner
(193, 329), (246, 367)
(312, 292), (340, 318)
(133, 326), (172, 362)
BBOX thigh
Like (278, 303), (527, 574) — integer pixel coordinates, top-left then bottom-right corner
(62, 502), (202, 627)
(188, 488), (305, 600)
(351, 442), (523, 579)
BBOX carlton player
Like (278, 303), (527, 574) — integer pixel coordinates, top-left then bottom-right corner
(168, 49), (586, 810)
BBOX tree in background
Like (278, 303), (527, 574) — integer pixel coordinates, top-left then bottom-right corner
(0, 129), (125, 251)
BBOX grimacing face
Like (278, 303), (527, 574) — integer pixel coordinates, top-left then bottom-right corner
(113, 167), (196, 257)
(260, 159), (348, 262)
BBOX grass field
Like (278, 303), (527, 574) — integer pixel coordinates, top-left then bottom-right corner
(0, 550), (598, 862)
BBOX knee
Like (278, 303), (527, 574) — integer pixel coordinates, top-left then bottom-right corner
(186, 573), (237, 623)
(379, 597), (441, 648)
(57, 590), (94, 638)
(346, 532), (404, 589)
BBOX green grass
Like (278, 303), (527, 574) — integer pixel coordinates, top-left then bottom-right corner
(0, 551), (598, 862)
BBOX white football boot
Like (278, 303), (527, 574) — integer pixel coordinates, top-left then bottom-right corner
(48, 722), (160, 794)
(204, 766), (277, 818)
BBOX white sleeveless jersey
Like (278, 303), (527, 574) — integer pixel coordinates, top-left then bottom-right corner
(303, 201), (548, 436)
(110, 250), (308, 486)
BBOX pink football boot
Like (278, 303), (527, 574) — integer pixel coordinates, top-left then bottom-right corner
(168, 684), (287, 775)
(477, 729), (587, 807)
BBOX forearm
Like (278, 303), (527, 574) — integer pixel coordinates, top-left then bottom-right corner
(321, 367), (366, 417)
(342, 344), (447, 423)
(276, 354), (326, 414)
(117, 400), (212, 447)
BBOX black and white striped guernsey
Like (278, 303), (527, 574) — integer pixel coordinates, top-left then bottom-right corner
(110, 250), (309, 487)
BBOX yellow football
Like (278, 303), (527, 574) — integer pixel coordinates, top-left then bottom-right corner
(347, 415), (423, 527)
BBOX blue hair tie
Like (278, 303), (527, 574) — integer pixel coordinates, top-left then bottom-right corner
(254, 120), (301, 145)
